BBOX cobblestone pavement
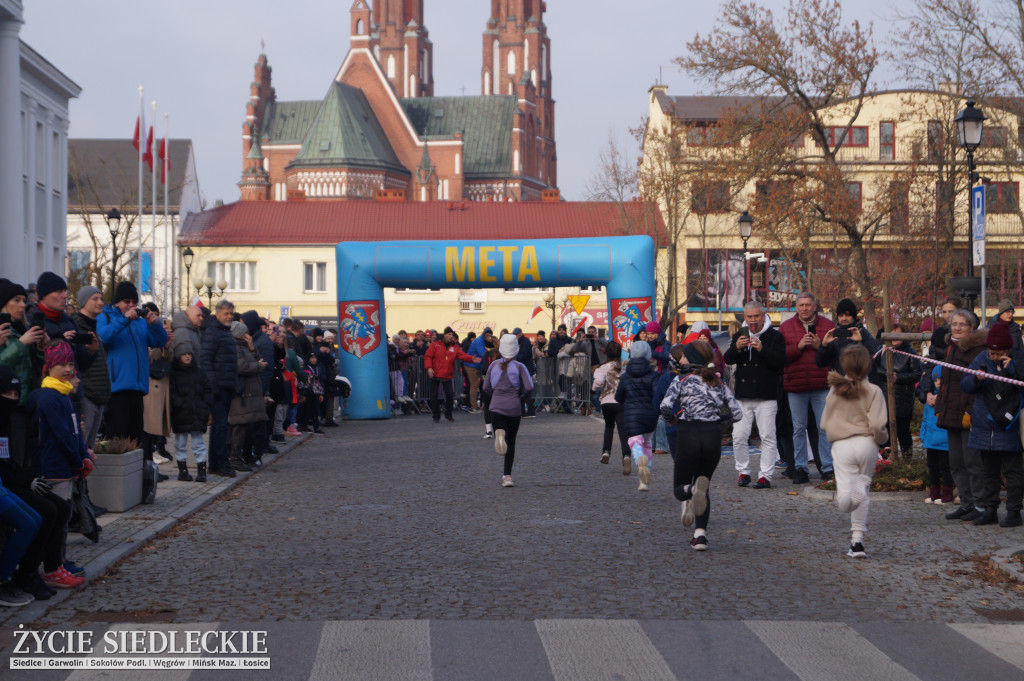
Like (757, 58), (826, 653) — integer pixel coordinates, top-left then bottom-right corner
(28, 413), (1024, 624)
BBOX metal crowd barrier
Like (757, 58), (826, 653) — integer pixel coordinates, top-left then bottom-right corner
(388, 353), (594, 416)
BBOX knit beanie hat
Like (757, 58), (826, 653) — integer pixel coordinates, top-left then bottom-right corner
(114, 281), (139, 303)
(630, 340), (652, 360)
(443, 326), (455, 335)
(36, 271), (67, 300)
(681, 343), (704, 365)
(986, 322), (1014, 351)
(43, 341), (75, 374)
(76, 285), (102, 307)
(172, 339), (194, 359)
(0, 278), (26, 311)
(836, 298), (858, 318)
(645, 321), (661, 333)
(997, 299), (1015, 317)
(0, 365), (21, 396)
(230, 321), (248, 339)
(499, 333), (519, 359)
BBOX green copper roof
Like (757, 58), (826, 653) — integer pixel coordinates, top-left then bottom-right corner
(289, 82), (406, 173)
(260, 100), (321, 144)
(399, 95), (515, 178)
(245, 137), (264, 160)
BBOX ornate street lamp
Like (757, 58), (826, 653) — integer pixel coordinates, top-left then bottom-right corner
(542, 289), (558, 333)
(194, 275), (227, 308)
(181, 247), (194, 306)
(954, 100), (986, 312)
(106, 208), (122, 299)
(738, 210), (754, 304)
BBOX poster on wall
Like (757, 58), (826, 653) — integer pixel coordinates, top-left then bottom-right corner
(766, 256), (805, 309)
(687, 249), (745, 311)
(338, 301), (380, 358)
(609, 297), (653, 346)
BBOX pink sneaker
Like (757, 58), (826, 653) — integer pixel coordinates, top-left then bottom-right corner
(285, 425), (300, 436)
(42, 567), (85, 589)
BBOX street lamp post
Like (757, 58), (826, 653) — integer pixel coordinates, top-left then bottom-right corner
(542, 289), (558, 333)
(738, 210), (754, 305)
(105, 208), (122, 299)
(954, 100), (986, 313)
(194, 275), (227, 308)
(181, 247), (194, 308)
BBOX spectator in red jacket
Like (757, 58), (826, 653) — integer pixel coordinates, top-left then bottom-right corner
(423, 326), (476, 423)
(780, 291), (836, 484)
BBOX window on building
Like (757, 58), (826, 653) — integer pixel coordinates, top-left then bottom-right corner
(888, 181), (909, 229)
(984, 127), (1007, 148)
(460, 301), (485, 313)
(879, 121), (895, 160)
(67, 249), (91, 273)
(691, 181), (730, 214)
(207, 261), (258, 292)
(927, 120), (944, 162)
(685, 122), (728, 147)
(845, 182), (862, 213)
(580, 285), (603, 293)
(823, 126), (868, 148)
(303, 262), (327, 293)
(754, 180), (794, 213)
(985, 181), (1019, 214)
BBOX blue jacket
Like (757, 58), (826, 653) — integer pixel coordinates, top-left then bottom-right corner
(962, 353), (1024, 453)
(919, 403), (948, 451)
(466, 334), (489, 371)
(614, 357), (661, 437)
(97, 305), (169, 394)
(37, 386), (89, 479)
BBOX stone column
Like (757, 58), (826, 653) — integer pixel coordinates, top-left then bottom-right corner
(0, 18), (25, 283)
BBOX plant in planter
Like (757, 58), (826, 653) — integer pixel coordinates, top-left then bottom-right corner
(90, 437), (144, 512)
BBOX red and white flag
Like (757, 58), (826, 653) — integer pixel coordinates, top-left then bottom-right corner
(529, 305), (544, 322)
(132, 112), (153, 170)
(158, 138), (169, 184)
(192, 294), (203, 308)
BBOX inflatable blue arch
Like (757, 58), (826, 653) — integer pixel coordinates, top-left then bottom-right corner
(335, 236), (656, 420)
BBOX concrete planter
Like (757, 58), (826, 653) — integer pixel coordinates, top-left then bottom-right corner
(89, 449), (144, 512)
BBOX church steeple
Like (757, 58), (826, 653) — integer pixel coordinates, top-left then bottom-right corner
(355, 0), (433, 98)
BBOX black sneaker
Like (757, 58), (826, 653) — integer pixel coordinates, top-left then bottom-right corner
(820, 470), (834, 482)
(847, 542), (866, 558)
(445, 416), (455, 423)
(945, 506), (971, 520)
(229, 459), (253, 472)
(753, 477), (771, 489)
(15, 574), (52, 601)
(1000, 510), (1023, 527)
(737, 474), (751, 487)
(791, 469), (810, 484)
(973, 509), (998, 526)
(690, 536), (708, 551)
(211, 466), (237, 478)
(0, 580), (33, 607)
(961, 508), (984, 522)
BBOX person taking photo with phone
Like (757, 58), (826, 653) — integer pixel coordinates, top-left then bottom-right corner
(0, 279), (48, 467)
(816, 298), (881, 375)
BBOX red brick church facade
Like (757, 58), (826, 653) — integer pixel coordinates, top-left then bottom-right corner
(240, 0), (557, 203)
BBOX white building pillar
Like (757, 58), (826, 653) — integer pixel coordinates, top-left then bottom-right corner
(0, 19), (25, 283)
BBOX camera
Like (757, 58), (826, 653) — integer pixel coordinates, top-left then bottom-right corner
(834, 326), (852, 340)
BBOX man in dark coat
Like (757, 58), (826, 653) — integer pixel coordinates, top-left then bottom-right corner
(200, 299), (239, 477)
(816, 297), (881, 374)
(723, 301), (787, 488)
(72, 285), (109, 448)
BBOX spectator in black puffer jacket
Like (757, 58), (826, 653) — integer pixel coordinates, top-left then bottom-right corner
(200, 300), (239, 478)
(614, 340), (660, 491)
(871, 322), (921, 458)
(169, 341), (211, 482)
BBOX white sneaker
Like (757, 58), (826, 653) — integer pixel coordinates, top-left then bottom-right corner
(495, 429), (507, 455)
(637, 455), (650, 491)
(681, 499), (694, 527)
(599, 451), (610, 464)
(483, 430), (493, 439)
(690, 476), (710, 519)
(501, 475), (514, 487)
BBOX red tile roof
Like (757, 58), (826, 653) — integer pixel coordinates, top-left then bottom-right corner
(178, 200), (667, 246)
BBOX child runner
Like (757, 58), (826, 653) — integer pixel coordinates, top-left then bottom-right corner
(592, 341), (628, 467)
(614, 340), (660, 491)
(660, 341), (742, 551)
(482, 334), (533, 488)
(820, 345), (888, 558)
(919, 366), (953, 504)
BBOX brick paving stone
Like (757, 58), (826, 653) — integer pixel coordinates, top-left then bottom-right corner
(20, 413), (1024, 625)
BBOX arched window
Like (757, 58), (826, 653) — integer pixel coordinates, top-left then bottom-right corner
(356, 19), (364, 35)
(492, 40), (500, 89)
(387, 55), (396, 79)
(507, 51), (516, 75)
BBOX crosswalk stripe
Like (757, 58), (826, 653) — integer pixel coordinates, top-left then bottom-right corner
(535, 619), (675, 681)
(745, 620), (922, 681)
(948, 623), (1024, 670)
(67, 622), (218, 681)
(308, 620), (431, 681)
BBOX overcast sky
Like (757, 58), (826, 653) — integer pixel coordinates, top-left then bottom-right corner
(22, 0), (901, 208)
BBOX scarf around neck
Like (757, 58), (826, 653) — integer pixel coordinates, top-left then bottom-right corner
(41, 376), (73, 395)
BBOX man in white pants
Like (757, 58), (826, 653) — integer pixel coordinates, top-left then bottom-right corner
(723, 302), (787, 489)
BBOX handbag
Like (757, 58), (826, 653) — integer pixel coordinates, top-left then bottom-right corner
(149, 358), (172, 380)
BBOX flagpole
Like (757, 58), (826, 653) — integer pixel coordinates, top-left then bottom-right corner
(137, 86), (143, 298)
(164, 113), (171, 313)
(150, 100), (157, 300)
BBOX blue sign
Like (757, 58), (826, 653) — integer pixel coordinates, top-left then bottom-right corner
(972, 185), (986, 241)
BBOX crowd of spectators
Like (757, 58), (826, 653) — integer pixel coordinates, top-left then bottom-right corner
(0, 272), (344, 607)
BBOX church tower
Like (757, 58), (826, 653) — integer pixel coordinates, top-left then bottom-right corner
(352, 0), (433, 98)
(481, 0), (556, 188)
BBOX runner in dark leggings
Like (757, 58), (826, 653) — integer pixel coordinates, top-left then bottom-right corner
(592, 342), (629, 467)
(660, 341), (742, 551)
(483, 335), (534, 488)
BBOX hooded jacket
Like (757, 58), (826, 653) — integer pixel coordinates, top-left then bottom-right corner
(96, 304), (169, 394)
(613, 357), (661, 437)
(170, 311), (203, 368)
(242, 311), (274, 394)
(962, 352), (1024, 452)
(723, 316), (786, 401)
(200, 316), (238, 392)
(934, 329), (988, 430)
